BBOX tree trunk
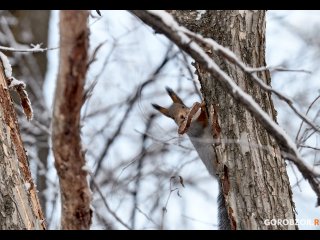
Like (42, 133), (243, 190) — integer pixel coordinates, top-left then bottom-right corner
(0, 61), (45, 229)
(11, 11), (51, 217)
(169, 10), (296, 230)
(52, 10), (92, 230)
(2, 10), (51, 216)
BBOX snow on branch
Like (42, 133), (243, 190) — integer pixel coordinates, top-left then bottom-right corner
(0, 44), (58, 53)
(0, 51), (33, 120)
(247, 66), (312, 74)
(130, 10), (320, 201)
(178, 24), (320, 135)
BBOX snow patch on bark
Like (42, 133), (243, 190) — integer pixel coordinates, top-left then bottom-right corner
(196, 10), (206, 20)
(0, 51), (12, 78)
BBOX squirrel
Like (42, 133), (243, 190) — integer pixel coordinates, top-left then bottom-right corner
(152, 87), (231, 230)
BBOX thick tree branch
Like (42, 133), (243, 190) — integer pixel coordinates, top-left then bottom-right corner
(179, 28), (320, 134)
(130, 10), (320, 201)
(52, 10), (92, 229)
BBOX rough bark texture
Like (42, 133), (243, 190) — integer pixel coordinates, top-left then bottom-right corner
(9, 10), (51, 217)
(0, 62), (46, 229)
(169, 10), (296, 230)
(52, 10), (92, 230)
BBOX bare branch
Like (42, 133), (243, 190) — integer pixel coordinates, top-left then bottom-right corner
(247, 66), (312, 74)
(0, 44), (58, 53)
(178, 23), (320, 134)
(296, 94), (320, 143)
(92, 46), (174, 181)
(90, 174), (132, 230)
(130, 113), (156, 228)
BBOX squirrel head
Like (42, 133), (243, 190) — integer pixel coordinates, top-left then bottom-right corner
(152, 87), (189, 126)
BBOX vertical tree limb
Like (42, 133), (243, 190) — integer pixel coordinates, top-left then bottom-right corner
(0, 60), (45, 229)
(52, 10), (92, 230)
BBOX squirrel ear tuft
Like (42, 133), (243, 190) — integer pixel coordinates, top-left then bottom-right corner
(151, 103), (171, 118)
(151, 103), (161, 110)
(165, 87), (185, 105)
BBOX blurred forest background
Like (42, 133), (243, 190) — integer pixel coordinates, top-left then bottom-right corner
(0, 10), (319, 229)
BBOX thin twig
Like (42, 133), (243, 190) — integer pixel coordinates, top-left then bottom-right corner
(90, 174), (132, 230)
(130, 114), (155, 228)
(296, 94), (320, 144)
(247, 66), (312, 74)
(0, 45), (58, 52)
(92, 46), (174, 182)
(135, 207), (159, 227)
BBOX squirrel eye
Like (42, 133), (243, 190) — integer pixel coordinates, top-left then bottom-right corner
(180, 115), (184, 119)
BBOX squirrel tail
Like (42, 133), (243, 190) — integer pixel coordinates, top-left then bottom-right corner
(218, 181), (231, 230)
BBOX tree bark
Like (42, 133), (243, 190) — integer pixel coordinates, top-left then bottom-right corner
(11, 10), (51, 217)
(1, 10), (51, 216)
(52, 10), (92, 230)
(0, 61), (45, 229)
(167, 10), (296, 230)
